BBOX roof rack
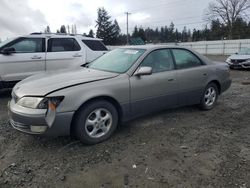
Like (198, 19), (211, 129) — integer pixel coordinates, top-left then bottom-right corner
(30, 32), (83, 36)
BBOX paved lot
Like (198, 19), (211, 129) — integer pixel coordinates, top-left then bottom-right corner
(0, 56), (250, 188)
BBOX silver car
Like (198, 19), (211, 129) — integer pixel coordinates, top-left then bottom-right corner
(8, 46), (231, 144)
(226, 48), (250, 69)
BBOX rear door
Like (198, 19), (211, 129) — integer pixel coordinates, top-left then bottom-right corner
(130, 49), (178, 117)
(45, 38), (84, 70)
(0, 37), (46, 81)
(171, 49), (208, 106)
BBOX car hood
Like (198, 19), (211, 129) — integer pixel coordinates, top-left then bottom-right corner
(13, 68), (119, 97)
(229, 54), (250, 60)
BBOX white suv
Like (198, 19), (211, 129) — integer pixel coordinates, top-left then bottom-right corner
(0, 33), (108, 89)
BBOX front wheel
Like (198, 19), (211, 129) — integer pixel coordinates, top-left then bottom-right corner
(73, 100), (118, 144)
(199, 83), (219, 110)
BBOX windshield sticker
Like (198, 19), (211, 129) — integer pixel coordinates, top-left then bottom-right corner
(124, 50), (139, 55)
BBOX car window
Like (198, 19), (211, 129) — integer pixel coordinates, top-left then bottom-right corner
(48, 38), (81, 52)
(172, 49), (202, 69)
(141, 49), (174, 73)
(0, 37), (45, 53)
(82, 40), (108, 51)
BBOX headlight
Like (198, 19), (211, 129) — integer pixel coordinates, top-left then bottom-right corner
(226, 58), (231, 63)
(37, 96), (64, 109)
(17, 97), (44, 109)
(17, 96), (64, 109)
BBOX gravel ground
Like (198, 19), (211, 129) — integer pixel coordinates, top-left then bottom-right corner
(0, 56), (250, 188)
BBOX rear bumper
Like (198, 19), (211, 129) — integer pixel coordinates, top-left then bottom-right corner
(8, 100), (74, 136)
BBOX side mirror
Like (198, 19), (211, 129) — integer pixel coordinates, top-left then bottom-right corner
(235, 52), (238, 55)
(2, 47), (15, 55)
(134, 66), (152, 76)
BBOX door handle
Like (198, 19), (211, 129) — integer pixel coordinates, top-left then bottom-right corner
(31, 56), (42, 60)
(73, 54), (82, 57)
(168, 78), (174, 82)
(203, 73), (207, 76)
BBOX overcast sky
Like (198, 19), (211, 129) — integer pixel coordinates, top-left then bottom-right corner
(0, 0), (212, 40)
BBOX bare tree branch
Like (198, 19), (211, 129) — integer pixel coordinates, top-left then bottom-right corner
(205, 0), (250, 39)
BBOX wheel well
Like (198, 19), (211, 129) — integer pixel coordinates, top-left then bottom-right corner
(70, 96), (123, 136)
(209, 80), (221, 94)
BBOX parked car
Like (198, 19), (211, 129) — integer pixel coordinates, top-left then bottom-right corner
(0, 33), (108, 90)
(226, 48), (250, 69)
(8, 46), (231, 144)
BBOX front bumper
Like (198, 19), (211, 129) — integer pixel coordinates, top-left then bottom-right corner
(8, 100), (74, 136)
(227, 62), (250, 69)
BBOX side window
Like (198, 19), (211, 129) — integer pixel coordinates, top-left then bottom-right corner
(141, 49), (174, 73)
(172, 49), (202, 69)
(1, 37), (45, 53)
(82, 40), (108, 51)
(48, 38), (81, 52)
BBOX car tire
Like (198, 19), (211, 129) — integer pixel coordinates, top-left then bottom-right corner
(199, 83), (219, 110)
(73, 100), (118, 144)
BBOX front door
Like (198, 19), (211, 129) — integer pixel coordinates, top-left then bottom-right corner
(0, 37), (46, 82)
(129, 49), (178, 117)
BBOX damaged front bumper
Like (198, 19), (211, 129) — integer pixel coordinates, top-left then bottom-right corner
(8, 100), (74, 136)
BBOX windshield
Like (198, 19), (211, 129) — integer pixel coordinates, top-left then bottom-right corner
(89, 48), (145, 73)
(238, 48), (250, 55)
(0, 38), (15, 48)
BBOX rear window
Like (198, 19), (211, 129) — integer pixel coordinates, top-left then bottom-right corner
(48, 38), (81, 52)
(82, 40), (108, 51)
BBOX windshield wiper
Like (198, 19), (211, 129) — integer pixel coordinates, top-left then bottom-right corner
(81, 62), (90, 68)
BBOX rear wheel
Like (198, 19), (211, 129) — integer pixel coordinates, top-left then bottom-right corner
(200, 83), (218, 110)
(74, 100), (118, 144)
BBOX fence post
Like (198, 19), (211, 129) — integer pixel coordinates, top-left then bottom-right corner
(190, 44), (192, 49)
(239, 42), (242, 52)
(223, 43), (225, 55)
(205, 44), (208, 55)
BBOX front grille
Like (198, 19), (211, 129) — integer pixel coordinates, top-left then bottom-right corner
(231, 59), (246, 64)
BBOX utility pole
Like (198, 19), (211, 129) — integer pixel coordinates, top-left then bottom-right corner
(125, 12), (131, 45)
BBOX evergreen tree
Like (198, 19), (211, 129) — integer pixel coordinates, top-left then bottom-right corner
(138, 27), (146, 42)
(132, 26), (139, 38)
(88, 29), (94, 38)
(45, 26), (51, 33)
(60, 25), (67, 33)
(96, 7), (119, 45)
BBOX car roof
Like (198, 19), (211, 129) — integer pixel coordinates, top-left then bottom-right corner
(21, 33), (103, 41)
(119, 44), (190, 51)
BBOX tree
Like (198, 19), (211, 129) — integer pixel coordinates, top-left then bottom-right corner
(168, 22), (175, 42)
(138, 27), (146, 42)
(45, 26), (51, 33)
(88, 29), (94, 38)
(206, 0), (250, 39)
(132, 26), (139, 37)
(96, 7), (118, 45)
(112, 19), (121, 43)
(60, 25), (67, 33)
